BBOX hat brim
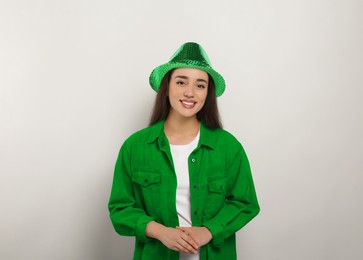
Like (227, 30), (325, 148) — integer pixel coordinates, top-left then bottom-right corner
(149, 62), (226, 97)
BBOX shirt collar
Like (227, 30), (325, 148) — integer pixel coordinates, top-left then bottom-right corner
(147, 120), (216, 150)
(147, 120), (166, 146)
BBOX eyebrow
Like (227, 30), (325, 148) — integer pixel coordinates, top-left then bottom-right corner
(174, 75), (208, 84)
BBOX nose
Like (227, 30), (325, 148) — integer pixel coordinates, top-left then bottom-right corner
(183, 84), (195, 98)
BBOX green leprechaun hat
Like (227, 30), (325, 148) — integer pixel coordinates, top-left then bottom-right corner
(149, 42), (226, 97)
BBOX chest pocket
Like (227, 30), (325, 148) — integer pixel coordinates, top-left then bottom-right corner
(208, 179), (226, 193)
(205, 177), (226, 217)
(132, 171), (161, 209)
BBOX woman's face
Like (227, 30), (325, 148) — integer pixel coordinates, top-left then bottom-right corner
(167, 68), (209, 120)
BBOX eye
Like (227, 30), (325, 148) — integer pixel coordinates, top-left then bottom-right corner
(197, 84), (206, 89)
(176, 80), (186, 85)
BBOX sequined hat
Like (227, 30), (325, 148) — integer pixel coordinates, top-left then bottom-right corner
(149, 42), (226, 97)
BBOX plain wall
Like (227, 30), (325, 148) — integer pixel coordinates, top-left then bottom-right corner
(1, 0), (362, 259)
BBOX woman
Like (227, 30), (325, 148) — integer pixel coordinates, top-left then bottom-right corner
(108, 42), (260, 259)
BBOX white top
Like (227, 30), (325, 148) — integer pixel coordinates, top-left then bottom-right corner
(170, 131), (200, 260)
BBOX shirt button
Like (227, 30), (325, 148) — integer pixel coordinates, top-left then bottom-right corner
(191, 158), (196, 163)
(144, 179), (148, 183)
(193, 185), (197, 189)
(194, 211), (198, 215)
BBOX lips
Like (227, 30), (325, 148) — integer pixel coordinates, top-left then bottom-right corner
(180, 99), (196, 108)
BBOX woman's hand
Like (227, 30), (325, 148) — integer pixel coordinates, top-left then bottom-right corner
(158, 227), (199, 254)
(146, 221), (198, 254)
(176, 226), (212, 247)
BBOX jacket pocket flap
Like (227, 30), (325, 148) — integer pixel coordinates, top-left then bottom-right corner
(208, 179), (225, 193)
(132, 171), (161, 187)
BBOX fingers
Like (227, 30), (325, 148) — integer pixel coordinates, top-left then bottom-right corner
(176, 226), (191, 236)
(176, 226), (212, 247)
(161, 227), (198, 254)
(175, 237), (198, 254)
(180, 231), (199, 251)
(176, 226), (187, 231)
(176, 227), (199, 250)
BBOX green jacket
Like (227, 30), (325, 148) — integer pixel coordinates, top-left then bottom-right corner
(108, 120), (260, 259)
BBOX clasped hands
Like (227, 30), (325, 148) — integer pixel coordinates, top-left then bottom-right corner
(146, 221), (212, 254)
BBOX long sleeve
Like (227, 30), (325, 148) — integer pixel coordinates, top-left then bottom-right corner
(108, 142), (154, 242)
(202, 143), (260, 247)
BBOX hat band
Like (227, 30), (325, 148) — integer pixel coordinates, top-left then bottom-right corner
(170, 59), (212, 68)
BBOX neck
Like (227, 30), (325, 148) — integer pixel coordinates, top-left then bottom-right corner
(164, 115), (200, 145)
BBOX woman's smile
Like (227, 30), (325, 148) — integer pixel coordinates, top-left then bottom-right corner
(168, 68), (208, 119)
(180, 99), (197, 109)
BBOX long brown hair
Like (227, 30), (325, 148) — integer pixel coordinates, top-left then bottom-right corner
(149, 69), (223, 129)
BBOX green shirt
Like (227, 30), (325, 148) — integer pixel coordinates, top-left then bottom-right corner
(108, 120), (260, 259)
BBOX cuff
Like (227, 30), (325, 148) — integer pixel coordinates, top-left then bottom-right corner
(203, 221), (224, 247)
(135, 215), (154, 243)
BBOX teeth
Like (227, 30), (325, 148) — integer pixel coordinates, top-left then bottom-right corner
(182, 101), (194, 105)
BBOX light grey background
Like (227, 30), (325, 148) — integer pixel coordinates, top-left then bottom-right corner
(1, 0), (362, 259)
